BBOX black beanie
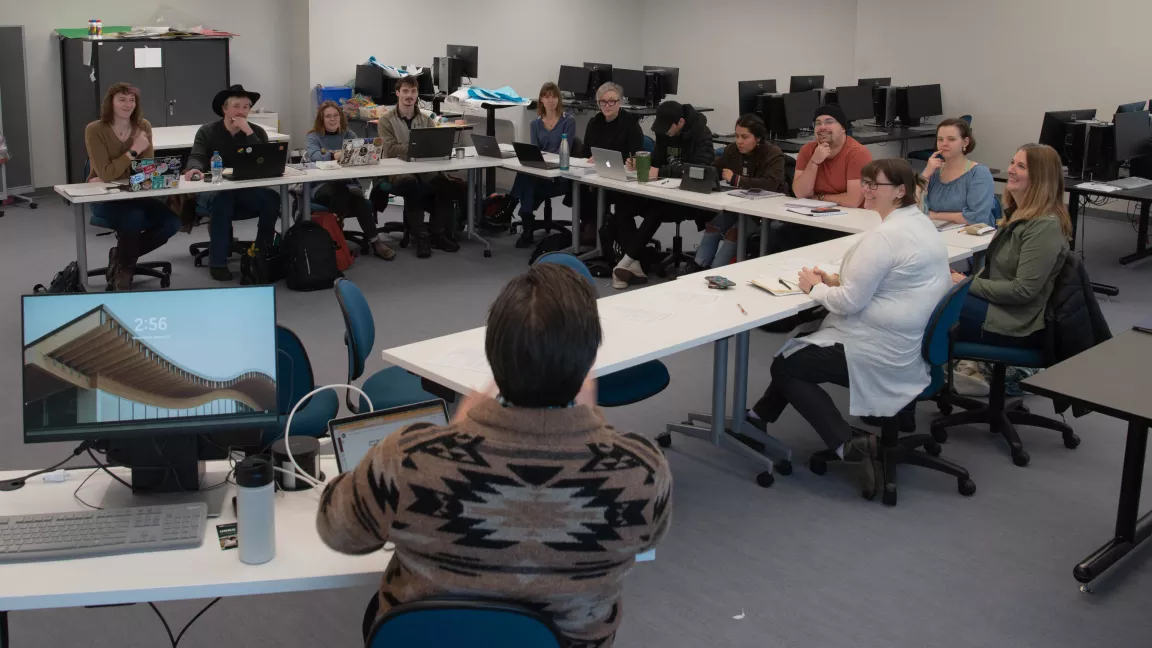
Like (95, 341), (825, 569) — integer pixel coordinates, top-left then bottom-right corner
(814, 104), (849, 130)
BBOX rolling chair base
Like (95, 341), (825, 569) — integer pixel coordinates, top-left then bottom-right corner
(189, 239), (252, 267)
(87, 262), (172, 289)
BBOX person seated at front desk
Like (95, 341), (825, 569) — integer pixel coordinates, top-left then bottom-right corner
(183, 84), (281, 282)
(580, 82), (645, 258)
(612, 100), (715, 288)
(792, 104), (872, 208)
(375, 74), (463, 259)
(85, 82), (181, 291)
(919, 118), (997, 227)
(306, 100), (395, 261)
(747, 159), (949, 499)
(317, 263), (672, 647)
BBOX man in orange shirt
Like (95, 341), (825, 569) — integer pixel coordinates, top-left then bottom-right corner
(792, 105), (872, 208)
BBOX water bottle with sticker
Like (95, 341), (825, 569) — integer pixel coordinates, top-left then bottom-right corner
(211, 151), (224, 185)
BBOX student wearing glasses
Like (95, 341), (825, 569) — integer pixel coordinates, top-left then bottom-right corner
(578, 82), (645, 260)
(919, 118), (997, 227)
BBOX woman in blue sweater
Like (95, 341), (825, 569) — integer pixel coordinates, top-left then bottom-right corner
(501, 83), (576, 248)
(306, 101), (395, 260)
(920, 118), (997, 228)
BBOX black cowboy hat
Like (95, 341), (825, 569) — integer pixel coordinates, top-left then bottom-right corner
(212, 84), (261, 117)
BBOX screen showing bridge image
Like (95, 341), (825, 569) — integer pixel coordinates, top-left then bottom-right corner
(22, 286), (277, 441)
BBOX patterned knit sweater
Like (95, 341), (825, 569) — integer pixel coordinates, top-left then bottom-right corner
(316, 399), (673, 647)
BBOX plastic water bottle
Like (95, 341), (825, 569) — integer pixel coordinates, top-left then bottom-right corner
(210, 151), (224, 185)
(559, 134), (570, 171)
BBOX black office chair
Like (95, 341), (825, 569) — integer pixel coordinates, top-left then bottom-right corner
(515, 137), (583, 241)
(648, 217), (696, 278)
(184, 183), (255, 267)
(81, 160), (173, 289)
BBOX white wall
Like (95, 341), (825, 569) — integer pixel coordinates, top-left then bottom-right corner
(308, 0), (643, 113)
(856, 0), (1152, 170)
(10, 1), (308, 187)
(639, 0), (859, 134)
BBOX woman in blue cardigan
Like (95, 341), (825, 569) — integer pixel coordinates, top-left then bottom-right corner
(500, 83), (576, 248)
(919, 118), (997, 227)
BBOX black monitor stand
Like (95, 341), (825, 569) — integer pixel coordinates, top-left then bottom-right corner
(96, 434), (241, 516)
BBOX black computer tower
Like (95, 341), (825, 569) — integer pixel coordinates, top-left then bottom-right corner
(1069, 122), (1119, 180)
(759, 94), (791, 139)
(435, 56), (466, 94)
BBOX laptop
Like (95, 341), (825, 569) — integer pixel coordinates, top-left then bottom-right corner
(223, 143), (289, 180)
(472, 134), (516, 159)
(590, 147), (636, 181)
(121, 156), (182, 191)
(407, 127), (457, 162)
(330, 399), (450, 473)
(339, 138), (384, 166)
(512, 142), (560, 170)
(679, 164), (723, 193)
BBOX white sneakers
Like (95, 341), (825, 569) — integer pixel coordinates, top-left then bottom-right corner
(612, 257), (646, 290)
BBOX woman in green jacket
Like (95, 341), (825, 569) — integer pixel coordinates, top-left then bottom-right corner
(950, 143), (1070, 346)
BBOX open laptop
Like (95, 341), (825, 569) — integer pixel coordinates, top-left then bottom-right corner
(330, 399), (449, 473)
(339, 138), (383, 166)
(407, 127), (457, 162)
(679, 164), (723, 193)
(590, 147), (637, 181)
(472, 134), (516, 159)
(512, 142), (560, 170)
(224, 143), (289, 180)
(121, 156), (182, 191)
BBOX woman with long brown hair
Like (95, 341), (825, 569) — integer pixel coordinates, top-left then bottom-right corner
(84, 82), (181, 290)
(951, 143), (1071, 347)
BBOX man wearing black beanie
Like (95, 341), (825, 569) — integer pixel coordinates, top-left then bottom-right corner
(792, 104), (872, 208)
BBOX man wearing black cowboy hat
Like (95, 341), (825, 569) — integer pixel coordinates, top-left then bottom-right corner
(185, 84), (280, 281)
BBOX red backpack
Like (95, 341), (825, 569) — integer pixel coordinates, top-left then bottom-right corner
(310, 212), (354, 272)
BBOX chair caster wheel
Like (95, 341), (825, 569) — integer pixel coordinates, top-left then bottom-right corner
(160, 278), (171, 288)
(938, 403), (953, 416)
(1064, 433), (1081, 449)
(925, 441), (942, 457)
(656, 434), (672, 448)
(775, 460), (793, 476)
(194, 259), (203, 267)
(930, 427), (948, 443)
(958, 478), (976, 496)
(484, 249), (492, 258)
(882, 489), (897, 506)
(755, 471), (774, 488)
(29, 202), (39, 209)
(1012, 450), (1030, 467)
(809, 457), (827, 475)
(1017, 403), (1030, 414)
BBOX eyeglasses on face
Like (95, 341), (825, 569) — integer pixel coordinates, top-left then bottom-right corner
(860, 180), (897, 190)
(598, 98), (620, 107)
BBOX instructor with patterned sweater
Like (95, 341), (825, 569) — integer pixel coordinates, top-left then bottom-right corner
(317, 263), (673, 648)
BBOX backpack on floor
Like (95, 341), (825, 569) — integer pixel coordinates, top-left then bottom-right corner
(34, 262), (86, 294)
(310, 212), (355, 271)
(240, 238), (287, 286)
(282, 221), (343, 292)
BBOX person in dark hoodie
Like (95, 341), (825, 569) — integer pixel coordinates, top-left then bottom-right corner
(694, 114), (787, 268)
(579, 82), (645, 252)
(612, 101), (715, 287)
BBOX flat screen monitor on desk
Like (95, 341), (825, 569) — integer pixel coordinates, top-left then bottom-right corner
(355, 64), (388, 105)
(783, 91), (821, 132)
(900, 84), (943, 124)
(858, 77), (891, 88)
(559, 65), (591, 98)
(584, 62), (614, 95)
(643, 65), (679, 94)
(1039, 109), (1097, 163)
(833, 85), (875, 123)
(22, 286), (278, 506)
(790, 75), (824, 93)
(446, 44), (479, 78)
(1112, 110), (1152, 161)
(738, 79), (777, 115)
(614, 68), (647, 104)
(1117, 101), (1147, 114)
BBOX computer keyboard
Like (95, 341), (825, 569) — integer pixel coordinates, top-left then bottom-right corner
(0, 503), (207, 562)
(908, 126), (938, 133)
(1109, 177), (1152, 190)
(783, 137), (815, 145)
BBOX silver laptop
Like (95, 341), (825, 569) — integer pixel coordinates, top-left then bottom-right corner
(339, 138), (384, 166)
(591, 147), (637, 181)
(329, 399), (449, 473)
(472, 134), (516, 159)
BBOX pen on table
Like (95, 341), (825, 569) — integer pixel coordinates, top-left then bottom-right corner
(737, 303), (748, 316)
(779, 279), (794, 290)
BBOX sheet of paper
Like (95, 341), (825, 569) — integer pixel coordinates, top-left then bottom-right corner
(649, 178), (681, 189)
(599, 305), (673, 324)
(65, 184), (120, 197)
(663, 291), (720, 307)
(1077, 182), (1121, 193)
(81, 41), (92, 66)
(430, 348), (490, 373)
(784, 198), (838, 208)
(636, 550), (655, 562)
(134, 47), (162, 69)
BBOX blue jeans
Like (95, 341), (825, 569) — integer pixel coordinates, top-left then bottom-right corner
(957, 294), (1044, 348)
(91, 198), (181, 267)
(695, 212), (739, 268)
(509, 174), (569, 226)
(197, 188), (280, 267)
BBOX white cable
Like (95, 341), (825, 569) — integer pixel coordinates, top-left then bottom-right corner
(281, 384), (374, 489)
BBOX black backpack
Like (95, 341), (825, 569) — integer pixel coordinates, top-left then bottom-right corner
(240, 240), (287, 286)
(34, 262), (86, 294)
(282, 221), (342, 292)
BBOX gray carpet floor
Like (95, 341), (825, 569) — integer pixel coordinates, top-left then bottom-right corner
(2, 194), (1151, 647)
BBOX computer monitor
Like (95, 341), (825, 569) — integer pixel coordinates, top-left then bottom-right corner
(783, 91), (821, 132)
(903, 84), (943, 123)
(834, 85), (875, 123)
(643, 65), (679, 94)
(22, 286), (278, 498)
(738, 79), (777, 115)
(446, 44), (479, 78)
(614, 68), (647, 103)
(1112, 110), (1152, 161)
(858, 77), (892, 88)
(583, 62), (614, 93)
(558, 65), (591, 97)
(355, 65), (387, 104)
(1038, 109), (1097, 156)
(790, 75), (825, 93)
(1117, 101), (1147, 114)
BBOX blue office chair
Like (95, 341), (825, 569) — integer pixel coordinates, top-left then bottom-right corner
(810, 278), (977, 505)
(365, 597), (565, 648)
(642, 135), (655, 153)
(907, 114), (972, 161)
(333, 278), (437, 413)
(260, 326), (340, 446)
(534, 252), (670, 407)
(81, 159), (173, 289)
